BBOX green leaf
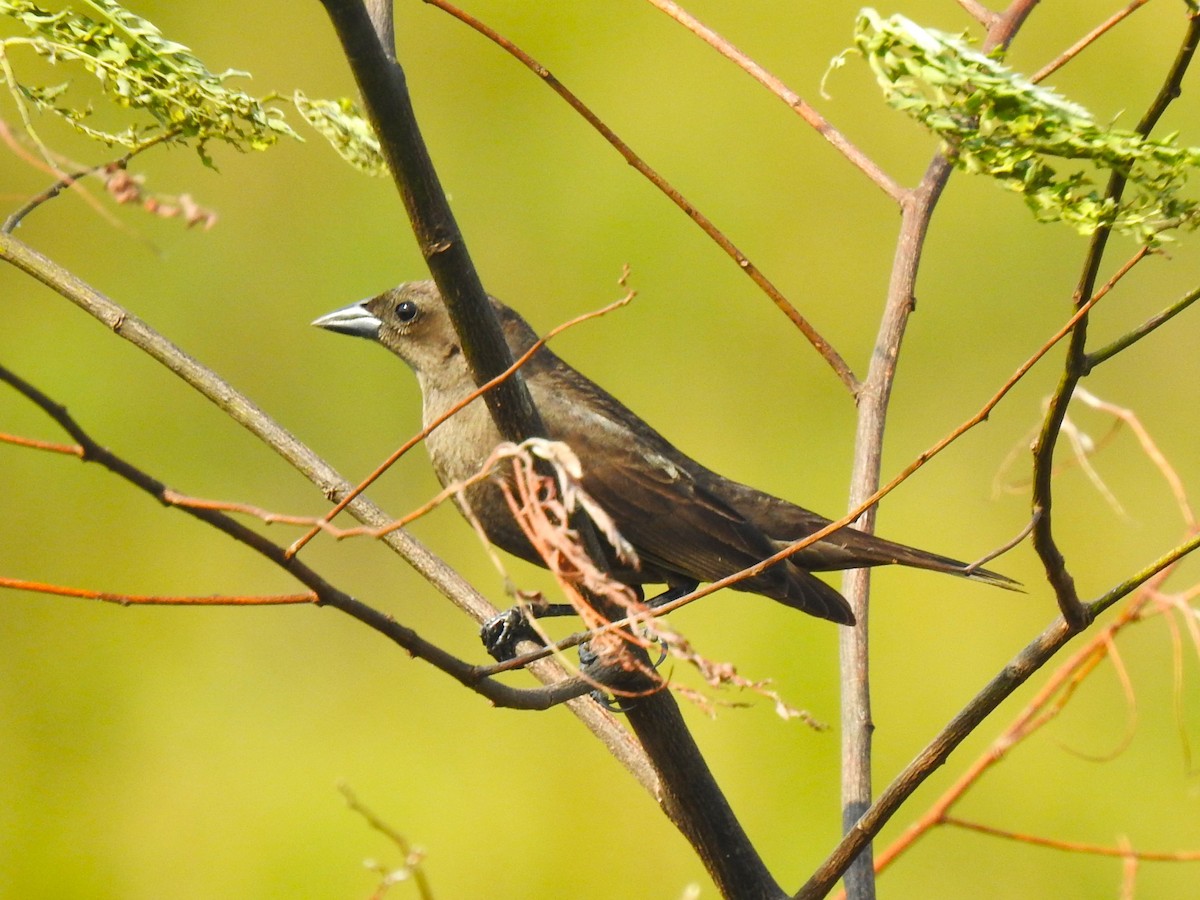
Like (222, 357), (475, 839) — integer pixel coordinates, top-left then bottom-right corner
(294, 90), (385, 176)
(852, 9), (1200, 247)
(1, 0), (299, 160)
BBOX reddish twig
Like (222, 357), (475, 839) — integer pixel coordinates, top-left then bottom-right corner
(642, 0), (903, 202)
(0, 431), (82, 455)
(0, 576), (315, 606)
(1031, 0), (1154, 83)
(423, 0), (860, 393)
(943, 816), (1200, 862)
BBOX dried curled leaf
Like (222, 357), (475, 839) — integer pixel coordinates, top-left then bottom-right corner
(853, 9), (1200, 247)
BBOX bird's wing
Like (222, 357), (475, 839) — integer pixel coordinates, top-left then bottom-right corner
(527, 364), (782, 587)
(576, 427), (779, 584)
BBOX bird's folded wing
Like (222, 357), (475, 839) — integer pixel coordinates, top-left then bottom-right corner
(566, 429), (782, 585)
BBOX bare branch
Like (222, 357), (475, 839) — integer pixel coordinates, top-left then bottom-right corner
(643, 0), (903, 201)
(1030, 0), (1154, 83)
(1085, 283), (1200, 370)
(424, 0), (860, 394)
(1031, 14), (1200, 630)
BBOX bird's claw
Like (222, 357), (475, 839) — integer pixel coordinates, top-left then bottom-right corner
(578, 641), (628, 712)
(480, 607), (541, 661)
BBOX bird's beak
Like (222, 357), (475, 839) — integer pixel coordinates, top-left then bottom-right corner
(311, 301), (383, 339)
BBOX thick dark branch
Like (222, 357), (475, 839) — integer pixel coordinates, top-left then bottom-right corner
(0, 362), (602, 711)
(316, 5), (778, 896)
(626, 690), (787, 899)
(317, 0), (544, 444)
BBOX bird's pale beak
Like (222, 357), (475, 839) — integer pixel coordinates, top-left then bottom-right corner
(311, 301), (383, 339)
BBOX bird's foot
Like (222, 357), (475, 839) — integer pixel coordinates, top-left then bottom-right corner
(480, 601), (577, 660)
(579, 641), (632, 712)
(645, 580), (699, 610)
(480, 607), (540, 661)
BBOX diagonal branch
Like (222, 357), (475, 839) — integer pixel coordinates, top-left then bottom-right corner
(0, 362), (605, 712)
(643, 0), (903, 201)
(424, 0), (859, 393)
(797, 525), (1200, 899)
(1084, 283), (1200, 371)
(0, 231), (656, 789)
(1030, 11), (1200, 630)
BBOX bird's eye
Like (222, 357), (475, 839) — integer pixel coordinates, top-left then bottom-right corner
(396, 300), (419, 323)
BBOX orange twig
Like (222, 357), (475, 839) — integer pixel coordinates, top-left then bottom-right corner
(1031, 0), (1154, 83)
(424, 0), (861, 393)
(0, 576), (315, 606)
(0, 431), (82, 455)
(943, 816), (1200, 862)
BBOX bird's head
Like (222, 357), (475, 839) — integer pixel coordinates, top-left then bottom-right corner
(312, 280), (476, 390)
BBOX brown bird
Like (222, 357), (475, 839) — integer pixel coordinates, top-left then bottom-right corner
(313, 281), (1016, 628)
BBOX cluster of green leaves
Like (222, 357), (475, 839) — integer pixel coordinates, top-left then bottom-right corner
(294, 90), (384, 176)
(0, 0), (303, 164)
(853, 9), (1200, 247)
(0, 0), (383, 176)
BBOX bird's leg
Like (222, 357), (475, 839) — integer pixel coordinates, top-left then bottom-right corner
(481, 581), (698, 662)
(480, 597), (589, 661)
(644, 580), (699, 610)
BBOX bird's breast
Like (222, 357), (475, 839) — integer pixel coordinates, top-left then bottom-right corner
(421, 392), (501, 480)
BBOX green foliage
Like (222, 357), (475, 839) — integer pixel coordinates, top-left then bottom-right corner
(294, 90), (384, 176)
(0, 0), (304, 166)
(853, 9), (1200, 247)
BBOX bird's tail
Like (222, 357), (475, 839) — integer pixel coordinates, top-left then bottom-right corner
(803, 528), (1023, 592)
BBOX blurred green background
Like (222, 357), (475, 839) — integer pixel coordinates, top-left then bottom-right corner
(3, 1), (1199, 897)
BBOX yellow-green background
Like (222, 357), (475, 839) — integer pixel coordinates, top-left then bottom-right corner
(3, 2), (1199, 897)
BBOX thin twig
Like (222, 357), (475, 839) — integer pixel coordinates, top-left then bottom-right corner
(0, 431), (82, 455)
(339, 782), (434, 900)
(1030, 0), (1153, 83)
(946, 815), (1200, 861)
(1085, 283), (1200, 371)
(0, 577), (315, 606)
(643, 0), (903, 202)
(424, 0), (860, 394)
